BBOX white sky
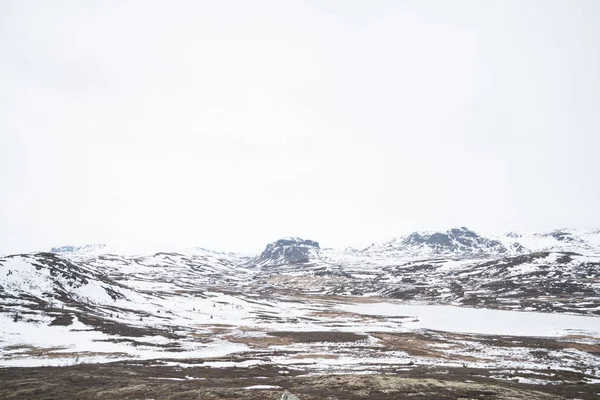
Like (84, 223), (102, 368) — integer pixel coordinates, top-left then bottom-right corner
(1, 0), (599, 255)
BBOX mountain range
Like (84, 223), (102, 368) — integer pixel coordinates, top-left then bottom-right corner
(1, 226), (599, 374)
(0, 227), (596, 318)
(45, 227), (600, 261)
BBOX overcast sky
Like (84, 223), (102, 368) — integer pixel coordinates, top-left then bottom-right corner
(1, 0), (599, 255)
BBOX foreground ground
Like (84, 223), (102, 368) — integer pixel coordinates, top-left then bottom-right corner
(2, 293), (600, 399)
(1, 360), (599, 400)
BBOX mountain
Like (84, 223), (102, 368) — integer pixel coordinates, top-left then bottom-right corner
(0, 252), (127, 305)
(502, 229), (600, 254)
(0, 248), (254, 344)
(252, 237), (321, 266)
(44, 228), (600, 264)
(0, 228), (599, 373)
(2, 227), (598, 332)
(361, 227), (600, 258)
(248, 229), (600, 315)
(366, 227), (519, 256)
(50, 244), (109, 254)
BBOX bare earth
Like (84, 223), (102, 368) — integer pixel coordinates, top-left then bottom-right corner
(1, 360), (598, 400)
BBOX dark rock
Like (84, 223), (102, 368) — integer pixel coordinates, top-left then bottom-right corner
(254, 238), (320, 266)
(400, 227), (509, 254)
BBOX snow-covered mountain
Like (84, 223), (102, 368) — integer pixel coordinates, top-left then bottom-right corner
(360, 227), (600, 258)
(501, 229), (600, 254)
(252, 237), (321, 266)
(243, 229), (600, 316)
(365, 227), (521, 256)
(45, 228), (600, 264)
(1, 252), (129, 309)
(49, 243), (244, 259)
(50, 244), (109, 254)
(1, 227), (599, 335)
(0, 227), (599, 372)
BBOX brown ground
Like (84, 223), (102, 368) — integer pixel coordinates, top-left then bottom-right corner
(1, 360), (598, 400)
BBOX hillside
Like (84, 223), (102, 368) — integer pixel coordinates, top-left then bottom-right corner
(0, 228), (599, 397)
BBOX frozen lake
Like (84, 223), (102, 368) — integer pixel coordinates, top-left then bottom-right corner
(342, 302), (600, 337)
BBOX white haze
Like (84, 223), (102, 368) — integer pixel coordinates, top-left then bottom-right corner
(1, 0), (599, 255)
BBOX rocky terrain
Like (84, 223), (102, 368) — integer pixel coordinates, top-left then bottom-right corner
(255, 228), (600, 316)
(1, 227), (599, 399)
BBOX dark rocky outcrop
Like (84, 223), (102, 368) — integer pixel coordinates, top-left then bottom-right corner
(399, 227), (509, 254)
(253, 238), (320, 266)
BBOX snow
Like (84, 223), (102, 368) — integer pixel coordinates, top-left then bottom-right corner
(1, 258), (56, 299)
(2, 232), (600, 381)
(502, 229), (600, 255)
(341, 302), (600, 337)
(0, 314), (249, 367)
(243, 385), (282, 390)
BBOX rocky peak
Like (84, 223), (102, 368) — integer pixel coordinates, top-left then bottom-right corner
(50, 244), (108, 254)
(540, 229), (579, 243)
(254, 237), (320, 266)
(376, 227), (513, 256)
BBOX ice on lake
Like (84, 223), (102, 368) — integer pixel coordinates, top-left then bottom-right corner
(342, 303), (600, 337)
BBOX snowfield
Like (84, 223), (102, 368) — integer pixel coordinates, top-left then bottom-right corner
(340, 303), (600, 337)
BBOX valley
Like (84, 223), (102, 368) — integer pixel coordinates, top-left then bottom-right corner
(1, 228), (599, 399)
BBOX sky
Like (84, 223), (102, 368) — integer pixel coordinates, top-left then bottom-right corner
(1, 0), (599, 255)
